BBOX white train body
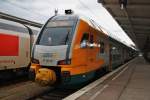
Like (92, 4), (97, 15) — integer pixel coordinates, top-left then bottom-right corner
(0, 18), (39, 71)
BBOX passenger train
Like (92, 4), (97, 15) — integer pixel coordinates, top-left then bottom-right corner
(0, 18), (39, 79)
(30, 12), (136, 88)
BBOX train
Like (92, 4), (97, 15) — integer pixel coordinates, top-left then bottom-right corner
(30, 12), (137, 88)
(0, 18), (40, 79)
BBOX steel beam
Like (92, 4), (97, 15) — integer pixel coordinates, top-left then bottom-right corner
(115, 17), (150, 22)
(121, 25), (150, 31)
(102, 0), (150, 5)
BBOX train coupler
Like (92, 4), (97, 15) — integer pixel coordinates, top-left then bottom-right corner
(35, 68), (56, 86)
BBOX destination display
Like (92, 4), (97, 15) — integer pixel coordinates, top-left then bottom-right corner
(46, 20), (74, 27)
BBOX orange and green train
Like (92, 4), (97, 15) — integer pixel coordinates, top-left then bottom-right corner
(29, 13), (136, 88)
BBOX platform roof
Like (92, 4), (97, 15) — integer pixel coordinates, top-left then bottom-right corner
(100, 0), (150, 51)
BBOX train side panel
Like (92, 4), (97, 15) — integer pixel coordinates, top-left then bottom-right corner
(61, 19), (110, 87)
(61, 19), (90, 76)
(0, 19), (30, 70)
(61, 19), (108, 75)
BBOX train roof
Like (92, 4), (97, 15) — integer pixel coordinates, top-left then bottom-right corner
(51, 14), (107, 34)
(0, 18), (29, 34)
(0, 18), (26, 29)
(49, 14), (134, 50)
(26, 25), (40, 35)
(51, 15), (78, 21)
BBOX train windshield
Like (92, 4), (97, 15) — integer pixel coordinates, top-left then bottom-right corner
(37, 20), (76, 46)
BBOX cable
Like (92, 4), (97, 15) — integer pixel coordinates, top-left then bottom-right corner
(77, 0), (98, 17)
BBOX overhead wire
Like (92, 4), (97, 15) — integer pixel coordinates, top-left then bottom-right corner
(4, 1), (46, 17)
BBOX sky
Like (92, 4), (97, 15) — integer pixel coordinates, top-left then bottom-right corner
(0, 0), (135, 48)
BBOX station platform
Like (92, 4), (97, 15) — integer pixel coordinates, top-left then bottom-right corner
(64, 57), (150, 100)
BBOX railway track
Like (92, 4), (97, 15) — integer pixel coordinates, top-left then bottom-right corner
(0, 81), (52, 100)
(0, 75), (28, 88)
(0, 62), (124, 100)
(0, 80), (76, 100)
(28, 68), (108, 100)
(28, 88), (77, 100)
(0, 68), (108, 100)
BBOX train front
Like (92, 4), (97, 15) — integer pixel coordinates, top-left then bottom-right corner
(30, 15), (78, 86)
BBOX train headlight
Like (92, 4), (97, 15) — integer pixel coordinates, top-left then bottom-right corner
(62, 71), (70, 77)
(62, 71), (71, 82)
(57, 59), (71, 65)
(32, 58), (39, 64)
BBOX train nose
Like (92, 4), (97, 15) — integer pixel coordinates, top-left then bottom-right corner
(35, 68), (56, 86)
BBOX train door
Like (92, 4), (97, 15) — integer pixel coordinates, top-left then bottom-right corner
(24, 26), (33, 53)
(99, 36), (110, 71)
(88, 34), (94, 63)
(122, 47), (125, 64)
(109, 44), (112, 71)
(87, 29), (96, 69)
(79, 32), (89, 66)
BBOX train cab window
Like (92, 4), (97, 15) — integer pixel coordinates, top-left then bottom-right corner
(39, 27), (71, 46)
(37, 20), (75, 46)
(100, 41), (105, 53)
(89, 34), (94, 48)
(80, 33), (89, 48)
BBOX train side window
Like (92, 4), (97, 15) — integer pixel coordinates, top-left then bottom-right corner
(80, 33), (89, 48)
(90, 35), (94, 44)
(89, 34), (94, 48)
(100, 41), (104, 53)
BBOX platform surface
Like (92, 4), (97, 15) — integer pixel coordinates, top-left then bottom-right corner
(64, 57), (150, 100)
